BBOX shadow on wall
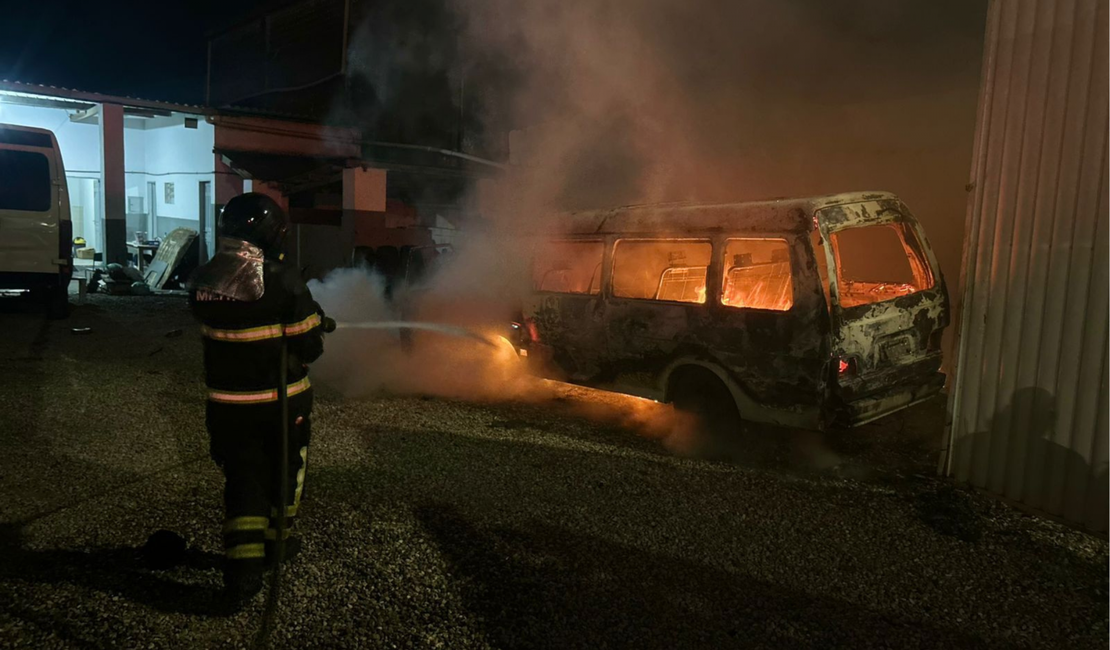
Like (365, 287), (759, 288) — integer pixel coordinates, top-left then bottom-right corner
(955, 386), (1109, 530)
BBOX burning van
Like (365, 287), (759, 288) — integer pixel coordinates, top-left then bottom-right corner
(517, 191), (949, 433)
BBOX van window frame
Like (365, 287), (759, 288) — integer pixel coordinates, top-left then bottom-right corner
(827, 220), (935, 310)
(609, 237), (715, 306)
(532, 238), (606, 296)
(719, 236), (796, 313)
(816, 205), (940, 313)
(0, 147), (53, 214)
(0, 129), (52, 148)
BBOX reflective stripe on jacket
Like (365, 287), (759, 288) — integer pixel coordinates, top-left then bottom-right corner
(189, 257), (325, 397)
(208, 377), (312, 404)
(200, 313), (321, 343)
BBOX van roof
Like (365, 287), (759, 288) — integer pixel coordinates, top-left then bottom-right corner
(0, 122), (55, 136)
(0, 122), (60, 150)
(537, 191), (900, 236)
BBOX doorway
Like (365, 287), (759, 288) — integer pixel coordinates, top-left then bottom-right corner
(199, 181), (214, 263)
(147, 181), (157, 238)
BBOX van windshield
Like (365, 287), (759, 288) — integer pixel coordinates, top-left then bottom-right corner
(829, 222), (934, 308)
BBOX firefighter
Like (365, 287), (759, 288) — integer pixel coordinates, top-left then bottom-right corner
(188, 193), (329, 611)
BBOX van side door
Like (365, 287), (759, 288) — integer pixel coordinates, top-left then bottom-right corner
(0, 132), (61, 276)
(526, 239), (608, 381)
(702, 235), (831, 428)
(603, 238), (714, 393)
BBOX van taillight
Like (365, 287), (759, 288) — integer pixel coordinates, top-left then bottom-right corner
(60, 219), (73, 260)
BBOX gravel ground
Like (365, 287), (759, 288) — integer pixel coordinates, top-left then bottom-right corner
(0, 293), (1106, 649)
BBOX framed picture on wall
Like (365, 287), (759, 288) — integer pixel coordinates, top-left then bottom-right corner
(164, 182), (175, 205)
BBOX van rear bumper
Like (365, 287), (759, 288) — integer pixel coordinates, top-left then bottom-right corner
(832, 370), (945, 428)
(0, 270), (68, 291)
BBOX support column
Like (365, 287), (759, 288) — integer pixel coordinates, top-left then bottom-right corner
(341, 167), (387, 265)
(214, 154), (244, 232)
(99, 103), (127, 265)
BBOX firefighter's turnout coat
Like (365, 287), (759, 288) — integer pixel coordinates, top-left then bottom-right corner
(188, 237), (325, 579)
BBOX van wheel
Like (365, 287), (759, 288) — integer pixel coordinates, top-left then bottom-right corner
(668, 368), (743, 457)
(46, 286), (70, 319)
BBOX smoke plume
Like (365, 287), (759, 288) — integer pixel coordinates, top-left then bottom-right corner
(310, 0), (986, 458)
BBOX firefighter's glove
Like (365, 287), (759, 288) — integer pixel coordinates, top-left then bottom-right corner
(321, 316), (337, 333)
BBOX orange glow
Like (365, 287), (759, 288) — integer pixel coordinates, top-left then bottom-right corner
(721, 263), (793, 311)
(838, 358), (850, 374)
(494, 335), (522, 364)
(837, 282), (918, 307)
(656, 266), (707, 303)
(830, 223), (934, 308)
(612, 240), (712, 303)
(533, 241), (604, 294)
(720, 239), (793, 311)
(543, 381), (707, 456)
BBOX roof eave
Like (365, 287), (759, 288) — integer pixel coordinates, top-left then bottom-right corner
(0, 80), (210, 115)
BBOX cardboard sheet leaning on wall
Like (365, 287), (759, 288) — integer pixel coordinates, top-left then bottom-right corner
(144, 228), (198, 290)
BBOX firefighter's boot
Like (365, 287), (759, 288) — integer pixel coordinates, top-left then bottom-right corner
(264, 535), (302, 569)
(219, 572), (263, 615)
(220, 513), (268, 614)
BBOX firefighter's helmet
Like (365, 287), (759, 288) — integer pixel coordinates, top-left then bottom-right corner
(219, 193), (288, 259)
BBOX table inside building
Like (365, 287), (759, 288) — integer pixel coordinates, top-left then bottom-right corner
(126, 241), (161, 273)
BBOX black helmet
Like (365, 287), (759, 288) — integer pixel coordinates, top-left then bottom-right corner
(219, 193), (288, 259)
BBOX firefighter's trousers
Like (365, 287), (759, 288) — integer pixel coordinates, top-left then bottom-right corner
(206, 390), (312, 586)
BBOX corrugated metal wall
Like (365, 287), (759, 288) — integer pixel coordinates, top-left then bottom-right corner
(946, 0), (1108, 532)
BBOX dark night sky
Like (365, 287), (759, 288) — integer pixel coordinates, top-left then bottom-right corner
(0, 0), (272, 104)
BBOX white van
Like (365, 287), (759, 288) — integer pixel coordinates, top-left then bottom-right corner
(0, 123), (72, 317)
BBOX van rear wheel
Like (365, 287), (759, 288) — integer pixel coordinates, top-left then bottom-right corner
(668, 368), (743, 458)
(46, 285), (70, 319)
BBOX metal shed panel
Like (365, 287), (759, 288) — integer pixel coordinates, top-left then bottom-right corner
(947, 0), (1108, 532)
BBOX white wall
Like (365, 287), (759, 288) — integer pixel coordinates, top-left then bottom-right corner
(124, 126), (146, 203)
(67, 177), (100, 253)
(144, 118), (215, 224)
(0, 103), (102, 174)
(1, 99), (217, 251)
(122, 116), (216, 239)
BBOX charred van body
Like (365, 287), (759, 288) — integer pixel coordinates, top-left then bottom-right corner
(519, 191), (949, 433)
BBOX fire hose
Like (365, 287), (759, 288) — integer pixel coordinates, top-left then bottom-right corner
(252, 315), (499, 648)
(332, 320), (499, 347)
(253, 324), (294, 648)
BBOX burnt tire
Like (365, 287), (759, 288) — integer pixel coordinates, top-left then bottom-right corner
(669, 368), (744, 458)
